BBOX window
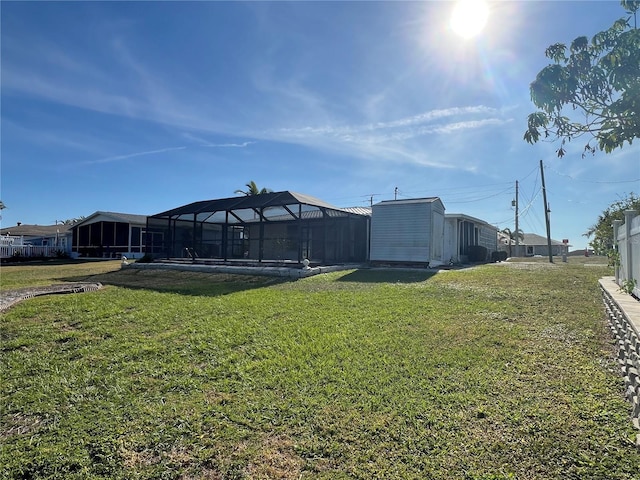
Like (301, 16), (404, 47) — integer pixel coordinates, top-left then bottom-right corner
(131, 227), (141, 246)
(103, 222), (115, 246)
(115, 223), (129, 247)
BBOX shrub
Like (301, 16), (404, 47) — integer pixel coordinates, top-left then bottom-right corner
(468, 245), (488, 262)
(136, 253), (155, 263)
(491, 251), (508, 262)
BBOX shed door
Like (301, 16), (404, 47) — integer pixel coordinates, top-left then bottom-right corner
(431, 212), (444, 261)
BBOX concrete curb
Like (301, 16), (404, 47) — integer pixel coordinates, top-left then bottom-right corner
(125, 262), (364, 278)
(599, 277), (640, 449)
(0, 283), (103, 313)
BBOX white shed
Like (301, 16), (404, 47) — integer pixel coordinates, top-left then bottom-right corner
(370, 197), (445, 265)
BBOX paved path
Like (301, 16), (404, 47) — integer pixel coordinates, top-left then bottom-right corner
(599, 276), (640, 335)
(0, 283), (102, 313)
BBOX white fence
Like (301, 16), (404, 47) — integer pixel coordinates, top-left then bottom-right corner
(0, 236), (60, 259)
(615, 210), (640, 297)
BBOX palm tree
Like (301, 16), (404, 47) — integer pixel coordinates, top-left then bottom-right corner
(501, 228), (525, 257)
(61, 217), (85, 225)
(234, 181), (273, 196)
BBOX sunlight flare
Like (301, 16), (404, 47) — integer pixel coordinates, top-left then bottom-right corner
(450, 0), (489, 39)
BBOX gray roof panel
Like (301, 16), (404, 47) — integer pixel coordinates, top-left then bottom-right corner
(151, 191), (351, 219)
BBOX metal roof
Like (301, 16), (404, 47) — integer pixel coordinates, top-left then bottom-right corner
(73, 211), (149, 228)
(343, 206), (372, 216)
(445, 213), (498, 231)
(151, 191), (353, 219)
(374, 197), (443, 208)
(521, 232), (565, 246)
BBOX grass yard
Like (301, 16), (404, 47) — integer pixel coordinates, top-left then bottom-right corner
(1, 259), (639, 479)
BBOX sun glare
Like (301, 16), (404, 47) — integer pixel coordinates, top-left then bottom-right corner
(450, 0), (489, 39)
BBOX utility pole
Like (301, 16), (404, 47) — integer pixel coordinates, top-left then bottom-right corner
(515, 180), (519, 257)
(540, 160), (553, 263)
(364, 193), (380, 207)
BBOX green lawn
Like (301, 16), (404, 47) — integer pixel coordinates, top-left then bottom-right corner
(1, 259), (638, 479)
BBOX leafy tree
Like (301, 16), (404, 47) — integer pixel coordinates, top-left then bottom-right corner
(501, 228), (524, 257)
(234, 181), (273, 196)
(584, 192), (640, 254)
(524, 1), (640, 157)
(0, 201), (6, 210)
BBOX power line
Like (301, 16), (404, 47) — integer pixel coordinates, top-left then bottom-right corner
(518, 178), (545, 233)
(520, 190), (542, 217)
(443, 185), (514, 204)
(519, 164), (539, 183)
(397, 182), (513, 199)
(546, 166), (640, 184)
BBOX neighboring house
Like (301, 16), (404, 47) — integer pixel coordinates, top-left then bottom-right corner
(444, 214), (498, 263)
(147, 192), (499, 267)
(521, 233), (569, 257)
(369, 198), (446, 265)
(71, 211), (149, 259)
(1, 197), (506, 265)
(0, 223), (73, 258)
(497, 231), (569, 257)
(497, 230), (523, 256)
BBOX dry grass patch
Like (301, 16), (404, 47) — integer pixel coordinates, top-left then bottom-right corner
(245, 435), (304, 479)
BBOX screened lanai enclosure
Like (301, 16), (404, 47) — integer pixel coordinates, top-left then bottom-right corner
(146, 191), (370, 265)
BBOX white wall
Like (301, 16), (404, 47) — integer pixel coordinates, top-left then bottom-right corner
(478, 225), (498, 254)
(443, 218), (457, 263)
(616, 210), (639, 297)
(430, 203), (445, 263)
(443, 215), (498, 263)
(370, 199), (444, 264)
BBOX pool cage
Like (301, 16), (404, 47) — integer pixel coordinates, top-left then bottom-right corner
(146, 191), (370, 265)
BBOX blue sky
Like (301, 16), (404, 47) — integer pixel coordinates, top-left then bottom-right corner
(1, 1), (638, 250)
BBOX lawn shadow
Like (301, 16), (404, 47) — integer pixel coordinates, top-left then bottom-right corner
(337, 268), (439, 284)
(59, 268), (293, 298)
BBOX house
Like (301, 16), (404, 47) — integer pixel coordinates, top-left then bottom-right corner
(147, 192), (500, 267)
(520, 233), (569, 257)
(444, 214), (498, 263)
(0, 223), (73, 258)
(497, 231), (569, 257)
(146, 192), (370, 264)
(369, 198), (445, 265)
(71, 211), (149, 259)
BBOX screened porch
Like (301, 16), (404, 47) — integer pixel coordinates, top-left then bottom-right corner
(146, 191), (369, 265)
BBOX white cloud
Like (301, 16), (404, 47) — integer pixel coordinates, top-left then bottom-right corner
(2, 29), (512, 173)
(81, 147), (187, 165)
(260, 107), (512, 169)
(202, 142), (255, 148)
(181, 133), (256, 148)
